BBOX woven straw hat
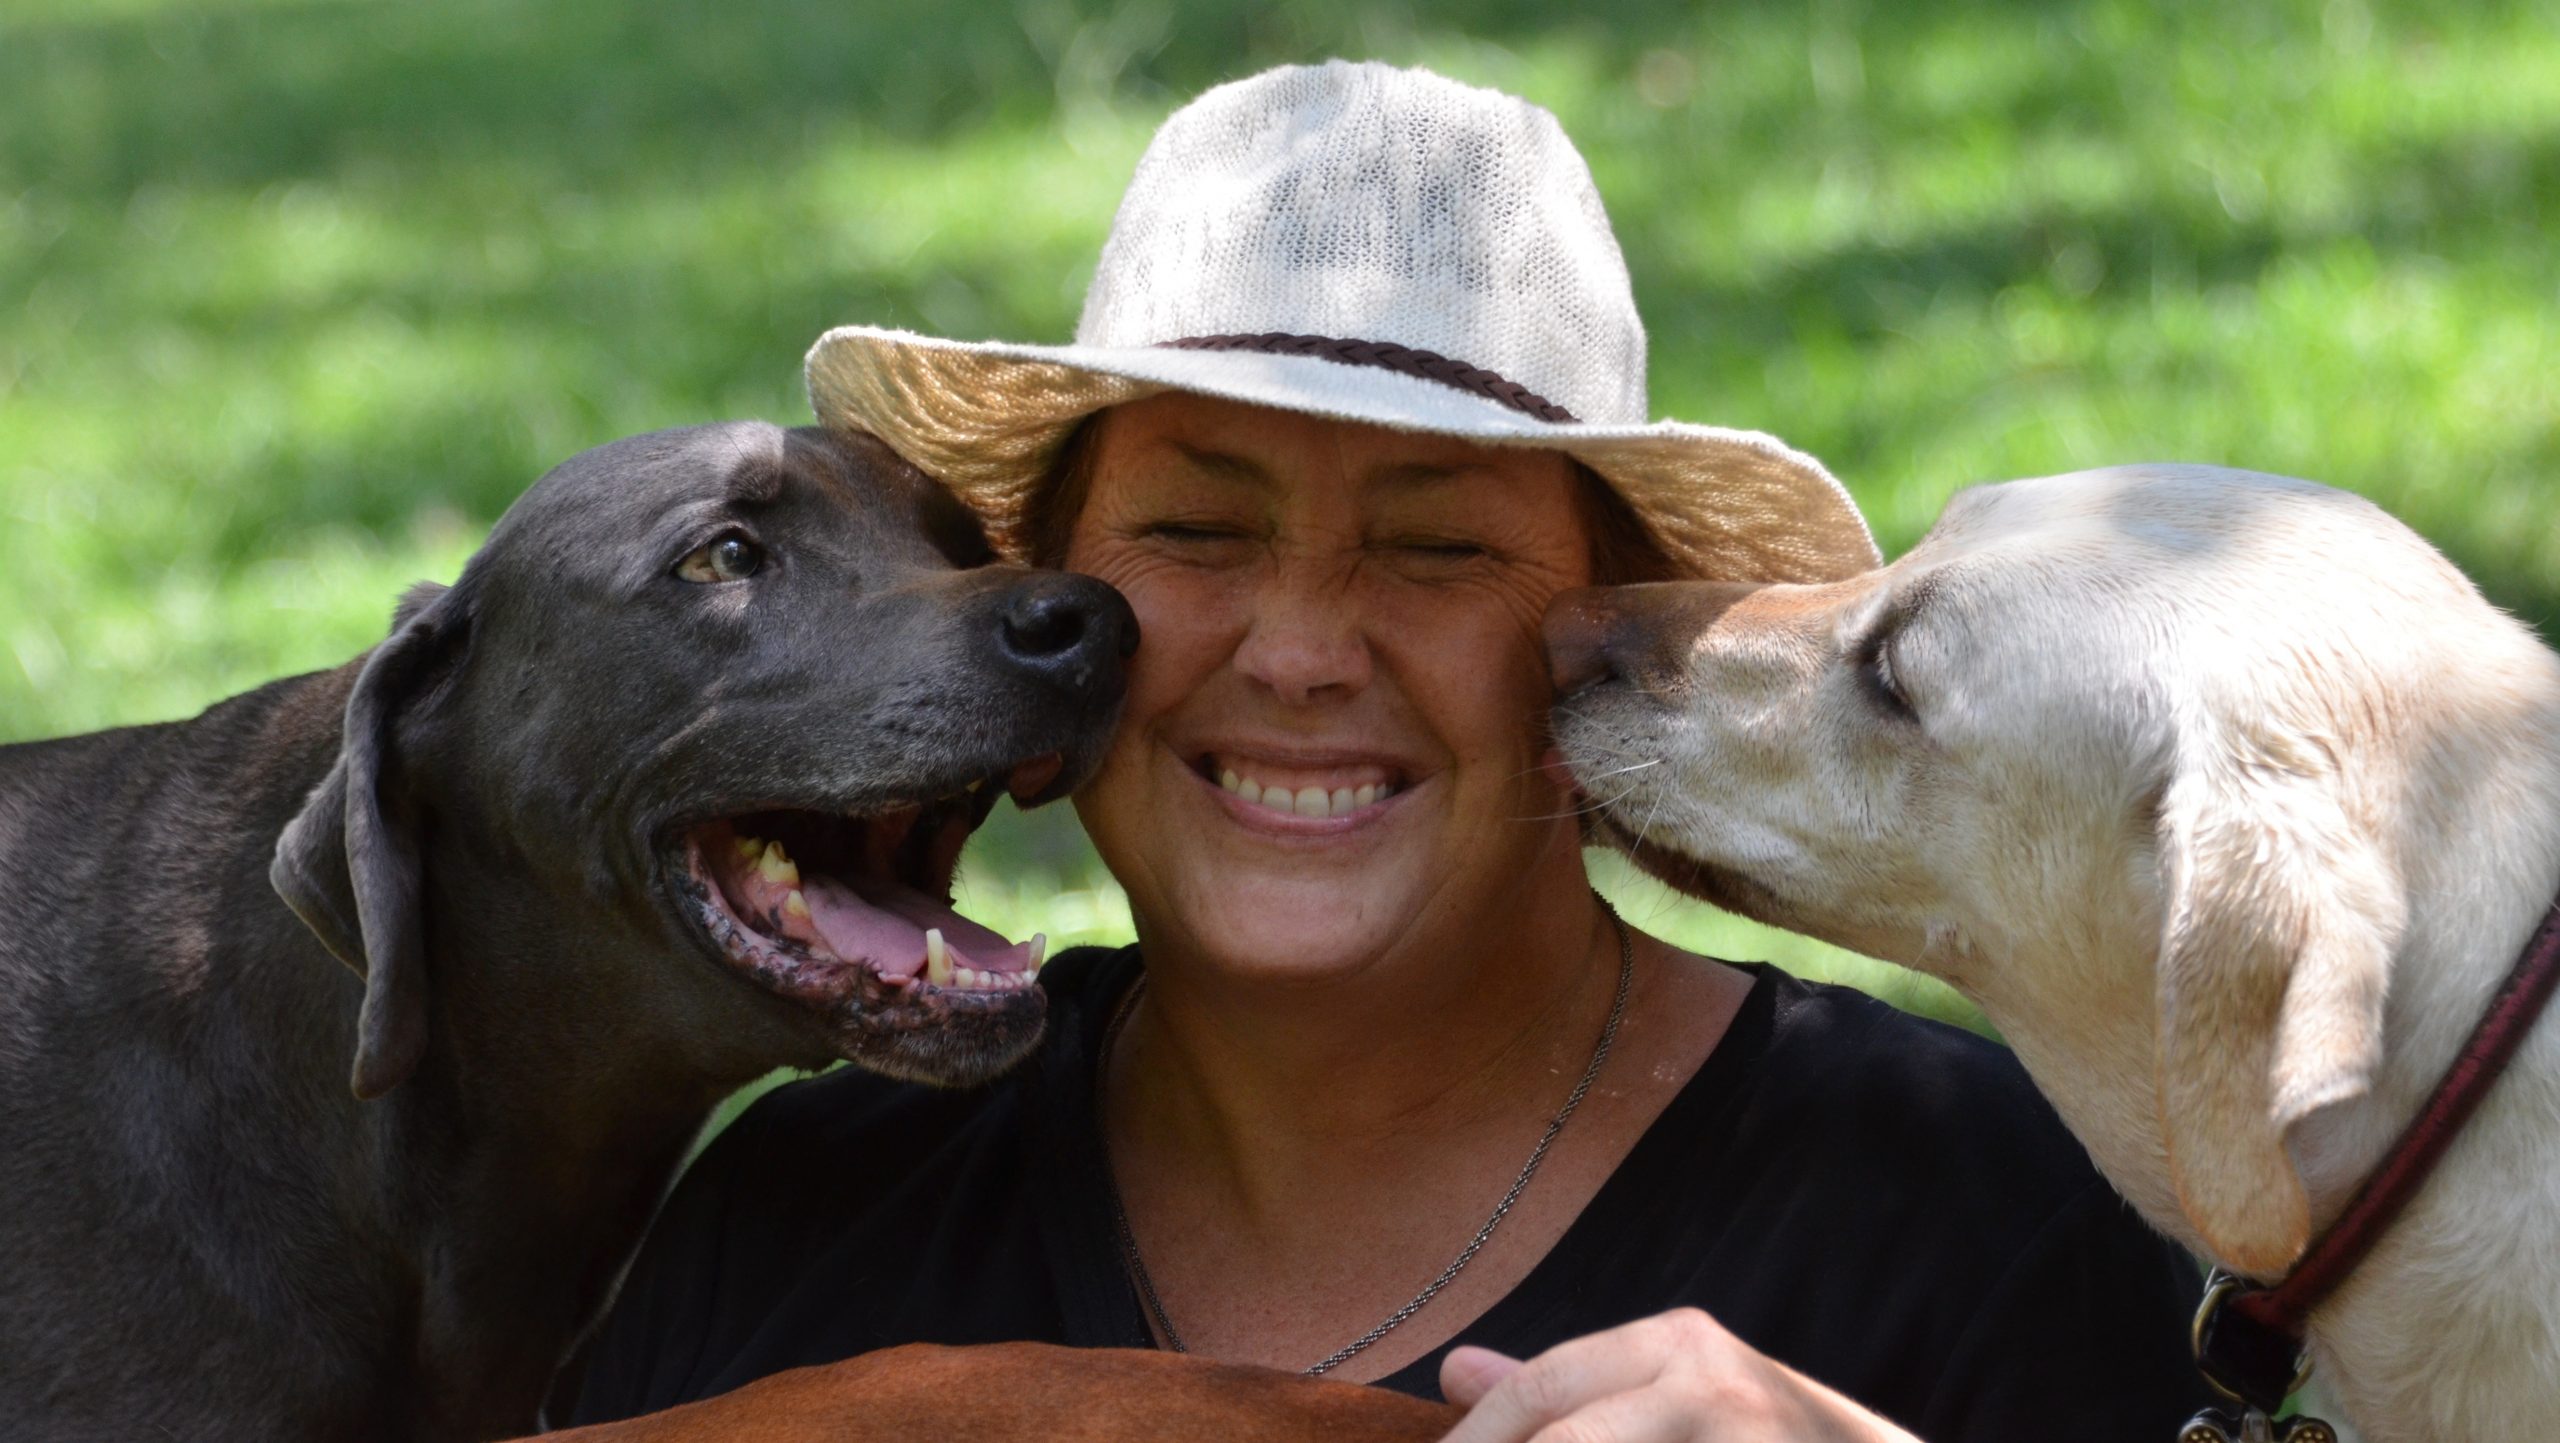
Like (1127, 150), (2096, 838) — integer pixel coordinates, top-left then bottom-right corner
(805, 60), (1879, 582)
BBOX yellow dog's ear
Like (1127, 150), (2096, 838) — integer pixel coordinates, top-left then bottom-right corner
(2153, 718), (2402, 1276)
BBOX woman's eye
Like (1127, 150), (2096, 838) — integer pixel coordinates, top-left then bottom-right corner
(1380, 536), (1490, 566)
(676, 533), (764, 584)
(1141, 521), (1257, 548)
(1400, 540), (1486, 559)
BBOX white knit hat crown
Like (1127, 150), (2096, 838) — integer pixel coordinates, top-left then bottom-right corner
(805, 61), (1879, 584)
(1075, 62), (1648, 425)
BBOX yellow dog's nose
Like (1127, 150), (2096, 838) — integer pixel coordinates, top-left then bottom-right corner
(1545, 581), (1778, 697)
(1543, 586), (1621, 695)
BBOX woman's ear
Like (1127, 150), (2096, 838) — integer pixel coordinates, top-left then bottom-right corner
(271, 581), (470, 1101)
(2152, 716), (2403, 1276)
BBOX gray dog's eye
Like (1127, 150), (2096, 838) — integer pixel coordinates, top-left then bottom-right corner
(676, 533), (764, 584)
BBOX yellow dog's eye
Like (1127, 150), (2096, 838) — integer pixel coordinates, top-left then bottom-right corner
(676, 533), (764, 584)
(1858, 625), (1919, 722)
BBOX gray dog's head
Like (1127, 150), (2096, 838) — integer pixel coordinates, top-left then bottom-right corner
(270, 422), (1135, 1098)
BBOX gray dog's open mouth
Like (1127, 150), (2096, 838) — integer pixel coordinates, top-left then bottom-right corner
(665, 753), (1069, 1078)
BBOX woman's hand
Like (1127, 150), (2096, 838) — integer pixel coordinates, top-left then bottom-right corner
(1437, 1308), (1922, 1443)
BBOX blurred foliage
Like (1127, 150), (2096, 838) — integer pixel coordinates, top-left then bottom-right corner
(6, 0), (2555, 1029)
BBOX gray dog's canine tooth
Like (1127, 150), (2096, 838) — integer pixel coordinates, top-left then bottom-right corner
(0, 421), (1132, 1441)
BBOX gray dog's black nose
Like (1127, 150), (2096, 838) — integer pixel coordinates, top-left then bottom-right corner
(997, 575), (1139, 689)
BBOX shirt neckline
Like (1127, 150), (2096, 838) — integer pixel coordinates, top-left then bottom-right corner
(1028, 945), (1785, 1393)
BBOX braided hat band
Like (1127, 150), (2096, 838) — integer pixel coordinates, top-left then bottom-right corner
(1160, 334), (1580, 425)
(804, 61), (1880, 585)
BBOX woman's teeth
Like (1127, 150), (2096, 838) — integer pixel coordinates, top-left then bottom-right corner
(1216, 767), (1398, 820)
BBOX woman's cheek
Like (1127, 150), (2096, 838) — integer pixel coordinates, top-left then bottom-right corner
(1368, 597), (1552, 798)
(1398, 580), (1561, 702)
(1074, 543), (1231, 645)
(1110, 563), (1254, 707)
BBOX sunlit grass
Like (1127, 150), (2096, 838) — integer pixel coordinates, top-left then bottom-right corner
(6, 0), (2552, 1030)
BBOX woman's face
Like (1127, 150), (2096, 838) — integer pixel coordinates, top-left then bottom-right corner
(1063, 392), (1594, 981)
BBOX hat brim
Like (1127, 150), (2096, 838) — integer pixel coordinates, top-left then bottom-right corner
(805, 325), (1881, 584)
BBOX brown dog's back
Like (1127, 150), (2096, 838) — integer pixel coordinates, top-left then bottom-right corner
(541, 1343), (1458, 1442)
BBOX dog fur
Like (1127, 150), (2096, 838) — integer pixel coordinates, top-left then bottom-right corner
(1547, 464), (2560, 1440)
(532, 1343), (1459, 1443)
(0, 423), (1132, 1441)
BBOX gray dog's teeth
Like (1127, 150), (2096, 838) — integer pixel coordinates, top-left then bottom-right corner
(756, 842), (799, 888)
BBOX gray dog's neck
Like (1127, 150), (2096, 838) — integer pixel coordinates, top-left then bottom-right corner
(0, 664), (775, 1442)
(325, 697), (788, 1437)
(362, 939), (754, 1437)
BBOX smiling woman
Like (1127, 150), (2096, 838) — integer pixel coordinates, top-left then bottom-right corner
(566, 61), (2216, 1442)
(1060, 397), (1598, 997)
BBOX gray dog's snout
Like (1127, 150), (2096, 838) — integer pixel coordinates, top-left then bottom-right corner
(996, 574), (1139, 691)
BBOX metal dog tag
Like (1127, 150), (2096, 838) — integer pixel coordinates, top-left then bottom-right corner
(2178, 1405), (2339, 1443)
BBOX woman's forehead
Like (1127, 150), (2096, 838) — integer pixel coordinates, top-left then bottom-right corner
(1093, 392), (1572, 499)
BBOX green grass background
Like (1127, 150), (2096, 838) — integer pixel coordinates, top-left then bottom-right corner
(7, 0), (2555, 1033)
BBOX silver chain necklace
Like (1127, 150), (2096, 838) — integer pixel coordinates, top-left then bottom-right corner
(1096, 902), (1635, 1376)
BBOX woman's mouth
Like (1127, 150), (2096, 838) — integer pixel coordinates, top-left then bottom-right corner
(1193, 752), (1411, 822)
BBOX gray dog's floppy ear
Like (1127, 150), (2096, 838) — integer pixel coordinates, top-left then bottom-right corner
(2152, 716), (2402, 1276)
(272, 581), (468, 1101)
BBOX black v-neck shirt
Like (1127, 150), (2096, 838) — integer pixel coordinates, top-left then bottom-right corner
(565, 948), (2214, 1440)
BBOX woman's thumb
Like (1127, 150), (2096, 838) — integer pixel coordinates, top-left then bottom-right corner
(1439, 1344), (1524, 1408)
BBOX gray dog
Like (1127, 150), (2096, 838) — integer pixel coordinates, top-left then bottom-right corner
(0, 422), (1134, 1442)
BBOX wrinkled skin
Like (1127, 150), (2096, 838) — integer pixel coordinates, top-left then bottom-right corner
(0, 422), (1130, 1443)
(1056, 395), (1911, 1443)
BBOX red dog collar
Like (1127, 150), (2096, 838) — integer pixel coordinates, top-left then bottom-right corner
(2194, 889), (2560, 1410)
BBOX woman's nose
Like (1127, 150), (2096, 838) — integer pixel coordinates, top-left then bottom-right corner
(1231, 564), (1372, 705)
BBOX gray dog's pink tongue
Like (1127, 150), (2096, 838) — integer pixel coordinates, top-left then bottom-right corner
(801, 874), (1023, 977)
(709, 829), (1042, 983)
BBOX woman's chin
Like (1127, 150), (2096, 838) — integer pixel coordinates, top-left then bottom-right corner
(1159, 884), (1430, 986)
(1192, 940), (1420, 989)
